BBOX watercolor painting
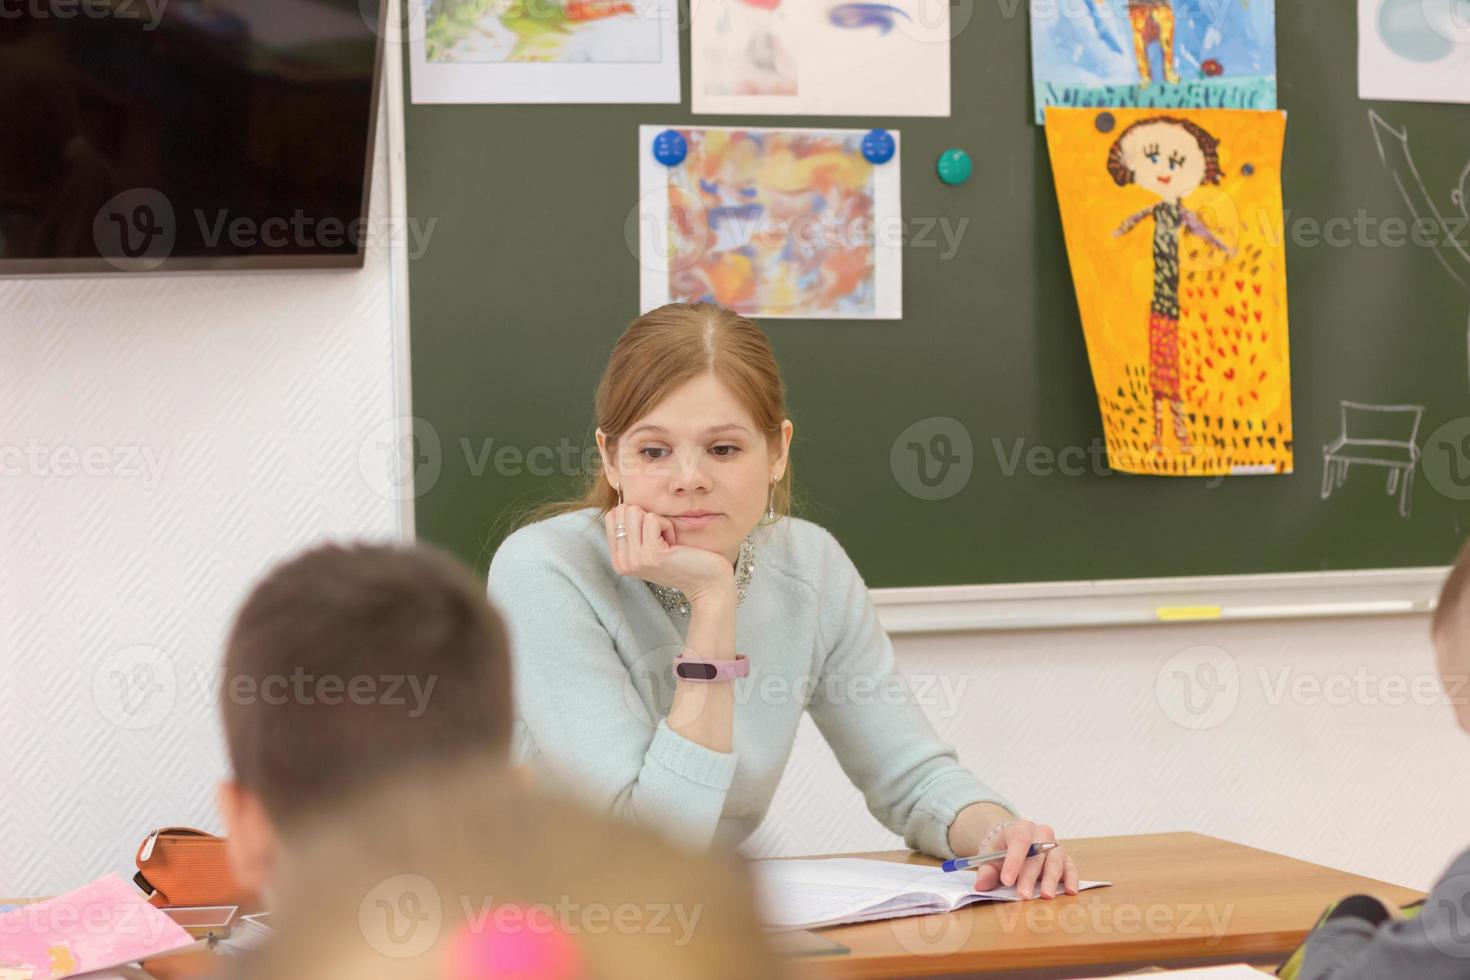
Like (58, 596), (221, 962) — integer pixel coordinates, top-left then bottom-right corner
(638, 126), (903, 319)
(425, 0), (659, 63)
(409, 0), (679, 103)
(1359, 0), (1470, 103)
(693, 0), (949, 115)
(1031, 0), (1277, 124)
(698, 0), (798, 96)
(1046, 107), (1292, 476)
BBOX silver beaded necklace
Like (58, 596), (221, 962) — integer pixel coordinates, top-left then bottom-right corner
(645, 537), (756, 617)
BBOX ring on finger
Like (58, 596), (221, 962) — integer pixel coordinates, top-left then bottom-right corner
(614, 524), (628, 539)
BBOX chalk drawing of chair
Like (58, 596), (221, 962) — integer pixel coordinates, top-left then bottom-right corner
(1321, 401), (1424, 518)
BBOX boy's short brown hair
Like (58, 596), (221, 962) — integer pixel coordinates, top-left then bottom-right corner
(220, 542), (512, 827)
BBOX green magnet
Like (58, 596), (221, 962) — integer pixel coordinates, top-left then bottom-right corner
(936, 148), (972, 186)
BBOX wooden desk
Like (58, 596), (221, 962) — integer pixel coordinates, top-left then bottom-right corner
(785, 833), (1424, 980)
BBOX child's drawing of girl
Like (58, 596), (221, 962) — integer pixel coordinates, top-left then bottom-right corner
(1108, 116), (1235, 455)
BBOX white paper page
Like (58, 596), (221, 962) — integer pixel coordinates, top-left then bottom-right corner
(1358, 0), (1470, 104)
(753, 857), (1110, 931)
(1064, 967), (1265, 979)
(692, 0), (950, 115)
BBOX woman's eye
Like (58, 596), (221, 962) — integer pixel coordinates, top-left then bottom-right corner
(1168, 153), (1185, 170)
(1146, 151), (1160, 164)
(710, 444), (741, 457)
(639, 447), (668, 460)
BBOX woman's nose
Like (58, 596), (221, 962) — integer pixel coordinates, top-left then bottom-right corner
(670, 448), (710, 492)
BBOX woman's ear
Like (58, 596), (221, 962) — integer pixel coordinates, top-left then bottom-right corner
(595, 428), (619, 490)
(771, 419), (794, 482)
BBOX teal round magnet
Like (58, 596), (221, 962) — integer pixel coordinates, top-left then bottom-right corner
(862, 129), (896, 164)
(936, 148), (972, 186)
(653, 129), (688, 167)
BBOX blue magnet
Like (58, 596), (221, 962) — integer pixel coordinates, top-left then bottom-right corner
(936, 148), (972, 185)
(653, 129), (687, 167)
(862, 129), (896, 164)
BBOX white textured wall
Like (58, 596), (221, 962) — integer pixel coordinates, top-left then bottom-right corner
(0, 76), (407, 895)
(747, 613), (1469, 893)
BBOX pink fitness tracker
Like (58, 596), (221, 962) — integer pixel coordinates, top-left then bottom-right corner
(673, 653), (750, 683)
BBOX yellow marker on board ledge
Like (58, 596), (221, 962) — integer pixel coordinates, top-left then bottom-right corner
(1156, 605), (1223, 622)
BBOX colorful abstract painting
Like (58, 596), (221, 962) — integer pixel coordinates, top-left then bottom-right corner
(638, 126), (902, 319)
(409, 0), (679, 103)
(692, 0), (949, 116)
(425, 0), (658, 63)
(1046, 107), (1292, 476)
(1360, 0), (1470, 103)
(1031, 0), (1277, 125)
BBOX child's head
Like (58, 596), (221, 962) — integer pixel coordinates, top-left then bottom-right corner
(1108, 116), (1223, 203)
(229, 759), (790, 980)
(1433, 537), (1470, 733)
(217, 542), (513, 898)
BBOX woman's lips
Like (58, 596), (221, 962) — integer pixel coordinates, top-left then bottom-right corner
(671, 513), (721, 529)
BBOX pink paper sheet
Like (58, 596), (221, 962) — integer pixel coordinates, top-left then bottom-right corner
(0, 874), (193, 979)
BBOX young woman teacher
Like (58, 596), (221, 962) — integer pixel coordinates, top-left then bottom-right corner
(488, 303), (1079, 900)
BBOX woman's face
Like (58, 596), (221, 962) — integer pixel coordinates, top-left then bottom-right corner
(599, 372), (792, 564)
(1122, 122), (1208, 203)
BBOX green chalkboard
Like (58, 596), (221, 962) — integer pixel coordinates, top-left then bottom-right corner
(405, 0), (1470, 589)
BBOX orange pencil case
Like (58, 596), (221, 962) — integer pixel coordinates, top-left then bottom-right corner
(133, 827), (261, 912)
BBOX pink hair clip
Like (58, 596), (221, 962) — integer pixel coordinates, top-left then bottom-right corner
(442, 906), (584, 980)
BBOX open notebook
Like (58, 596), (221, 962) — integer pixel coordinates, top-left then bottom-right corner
(751, 857), (1110, 931)
(1065, 969), (1264, 979)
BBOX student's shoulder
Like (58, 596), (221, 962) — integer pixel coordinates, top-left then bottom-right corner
(489, 508), (610, 582)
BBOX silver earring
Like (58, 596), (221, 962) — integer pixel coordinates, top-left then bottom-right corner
(617, 483), (624, 506)
(766, 479), (776, 521)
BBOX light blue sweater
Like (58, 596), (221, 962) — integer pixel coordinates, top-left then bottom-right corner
(486, 508), (1011, 858)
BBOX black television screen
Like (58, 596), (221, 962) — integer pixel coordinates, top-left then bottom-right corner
(0, 0), (384, 274)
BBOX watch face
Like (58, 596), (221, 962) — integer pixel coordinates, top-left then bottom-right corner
(675, 661), (719, 681)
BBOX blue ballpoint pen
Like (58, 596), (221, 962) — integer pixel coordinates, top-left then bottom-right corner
(940, 841), (1059, 873)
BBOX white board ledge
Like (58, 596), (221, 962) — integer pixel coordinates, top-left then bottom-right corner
(870, 567), (1447, 634)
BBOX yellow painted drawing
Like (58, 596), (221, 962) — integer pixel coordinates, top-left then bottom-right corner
(1046, 106), (1292, 476)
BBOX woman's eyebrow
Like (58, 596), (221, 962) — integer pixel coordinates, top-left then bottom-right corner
(627, 423), (752, 437)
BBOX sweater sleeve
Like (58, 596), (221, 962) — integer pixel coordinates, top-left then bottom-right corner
(803, 528), (1012, 860)
(487, 525), (738, 851)
(1300, 849), (1470, 980)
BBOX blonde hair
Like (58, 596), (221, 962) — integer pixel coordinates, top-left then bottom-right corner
(228, 756), (788, 980)
(525, 303), (795, 526)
